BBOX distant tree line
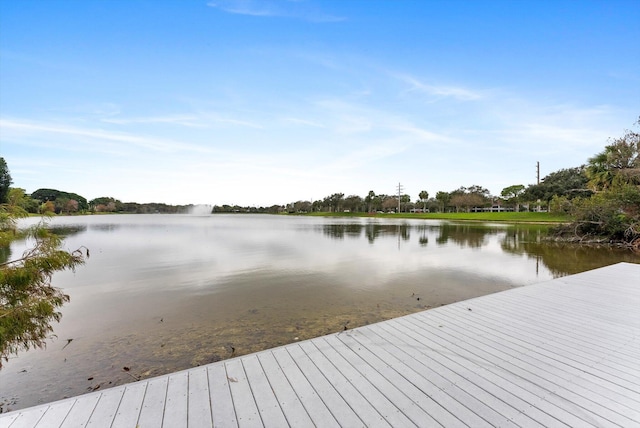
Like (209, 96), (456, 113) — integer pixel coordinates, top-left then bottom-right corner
(233, 174), (589, 216)
(210, 168), (597, 216)
(2, 187), (195, 215)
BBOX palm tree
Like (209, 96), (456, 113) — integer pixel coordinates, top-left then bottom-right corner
(586, 151), (614, 191)
(586, 130), (639, 190)
(419, 190), (429, 211)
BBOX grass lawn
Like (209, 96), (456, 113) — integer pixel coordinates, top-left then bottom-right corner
(302, 211), (569, 223)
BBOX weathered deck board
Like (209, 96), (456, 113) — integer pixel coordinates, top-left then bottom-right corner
(1, 262), (639, 427)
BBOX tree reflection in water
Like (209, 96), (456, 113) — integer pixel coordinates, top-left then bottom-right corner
(320, 221), (638, 277)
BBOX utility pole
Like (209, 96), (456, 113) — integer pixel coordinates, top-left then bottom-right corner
(396, 182), (404, 213)
(536, 161), (541, 212)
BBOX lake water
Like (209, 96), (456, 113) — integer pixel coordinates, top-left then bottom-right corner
(1, 214), (638, 411)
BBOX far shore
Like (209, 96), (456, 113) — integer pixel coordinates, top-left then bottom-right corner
(30, 210), (570, 224)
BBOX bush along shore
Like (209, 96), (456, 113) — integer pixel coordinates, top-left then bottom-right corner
(548, 189), (640, 251)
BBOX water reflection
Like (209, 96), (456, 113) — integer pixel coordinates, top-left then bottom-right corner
(322, 222), (506, 248)
(49, 224), (88, 237)
(323, 222), (506, 249)
(433, 223), (499, 248)
(320, 223), (412, 242)
(318, 220), (639, 277)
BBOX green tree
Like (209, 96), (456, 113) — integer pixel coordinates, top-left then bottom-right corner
(324, 193), (344, 212)
(292, 200), (311, 213)
(586, 124), (639, 191)
(90, 196), (124, 212)
(7, 188), (39, 214)
(418, 190), (429, 211)
(0, 158), (12, 204)
(343, 195), (363, 212)
(364, 190), (376, 213)
(467, 185), (491, 199)
(1, 206), (88, 367)
(40, 201), (55, 214)
(435, 191), (451, 212)
(501, 184), (525, 211)
(448, 186), (490, 212)
(399, 194), (411, 213)
(450, 192), (485, 212)
(381, 196), (398, 212)
(523, 167), (590, 204)
(31, 189), (88, 212)
(553, 121), (640, 248)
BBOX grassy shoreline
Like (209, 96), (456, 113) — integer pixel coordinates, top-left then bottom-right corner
(299, 211), (569, 223)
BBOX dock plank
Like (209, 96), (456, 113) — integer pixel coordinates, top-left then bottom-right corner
(1, 262), (639, 428)
(207, 364), (237, 428)
(85, 387), (125, 428)
(298, 340), (391, 427)
(34, 402), (74, 428)
(312, 338), (415, 427)
(187, 367), (213, 428)
(0, 413), (18, 428)
(324, 334), (438, 426)
(59, 394), (101, 428)
(225, 359), (262, 428)
(270, 347), (338, 427)
(162, 371), (189, 428)
(110, 383), (147, 428)
(240, 354), (288, 428)
(136, 376), (168, 427)
(256, 350), (313, 427)
(342, 328), (474, 428)
(284, 344), (364, 427)
(4, 407), (46, 428)
(378, 320), (516, 427)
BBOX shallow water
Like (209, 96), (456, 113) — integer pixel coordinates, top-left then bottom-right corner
(1, 214), (638, 411)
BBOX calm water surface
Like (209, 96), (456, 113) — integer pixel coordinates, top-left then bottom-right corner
(1, 214), (638, 410)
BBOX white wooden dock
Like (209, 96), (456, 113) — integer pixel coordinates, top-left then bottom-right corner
(1, 262), (639, 427)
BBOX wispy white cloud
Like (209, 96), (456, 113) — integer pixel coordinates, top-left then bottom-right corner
(312, 97), (451, 143)
(101, 114), (206, 128)
(207, 0), (346, 22)
(295, 51), (344, 71)
(479, 103), (619, 151)
(101, 112), (264, 129)
(0, 118), (218, 154)
(209, 115), (264, 129)
(325, 140), (411, 172)
(392, 124), (454, 143)
(208, 0), (272, 17)
(282, 117), (325, 128)
(395, 73), (484, 101)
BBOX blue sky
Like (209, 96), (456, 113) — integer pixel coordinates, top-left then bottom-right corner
(1, 0), (638, 206)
